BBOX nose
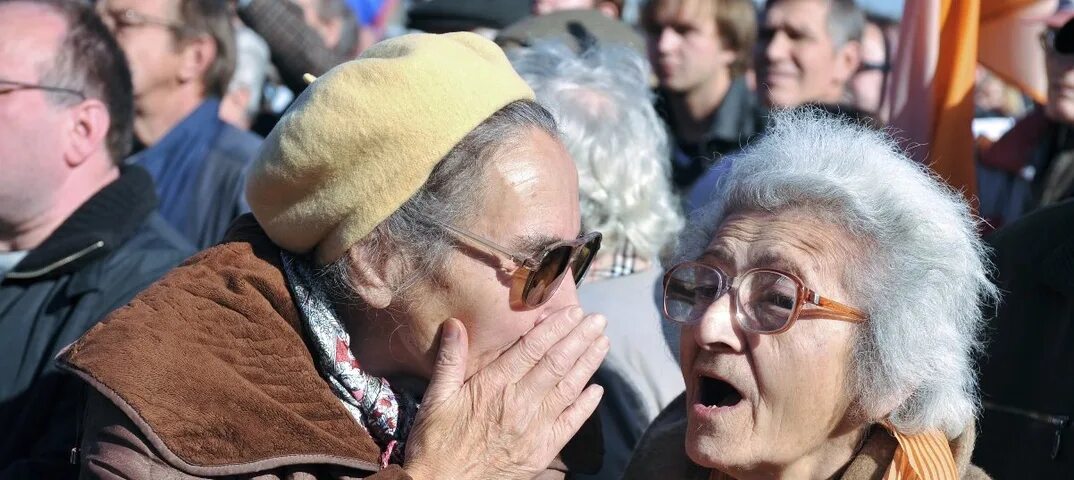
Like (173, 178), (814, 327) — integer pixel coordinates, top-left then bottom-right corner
(657, 27), (680, 56)
(691, 291), (745, 353)
(763, 29), (792, 66)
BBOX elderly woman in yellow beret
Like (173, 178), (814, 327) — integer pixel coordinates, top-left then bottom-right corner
(624, 110), (997, 480)
(59, 33), (607, 479)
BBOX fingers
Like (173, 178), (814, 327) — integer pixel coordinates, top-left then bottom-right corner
(545, 334), (608, 412)
(551, 384), (604, 449)
(518, 314), (607, 398)
(422, 318), (469, 407)
(485, 305), (587, 382)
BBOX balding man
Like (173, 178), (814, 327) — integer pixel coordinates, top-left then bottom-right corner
(0, 0), (191, 476)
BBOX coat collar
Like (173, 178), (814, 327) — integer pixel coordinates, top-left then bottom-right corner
(58, 215), (384, 476)
(6, 166), (158, 282)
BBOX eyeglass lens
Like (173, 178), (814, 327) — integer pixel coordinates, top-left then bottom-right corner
(663, 264), (801, 333)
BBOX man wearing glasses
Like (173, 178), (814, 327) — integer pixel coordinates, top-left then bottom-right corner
(95, 0), (262, 249)
(0, 0), (192, 476)
(979, 2), (1074, 229)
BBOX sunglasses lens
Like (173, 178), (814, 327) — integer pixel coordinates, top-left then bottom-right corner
(570, 235), (601, 285)
(522, 244), (573, 307)
(663, 264), (724, 324)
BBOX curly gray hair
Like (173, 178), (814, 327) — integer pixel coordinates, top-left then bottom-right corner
(510, 42), (683, 260)
(670, 108), (997, 438)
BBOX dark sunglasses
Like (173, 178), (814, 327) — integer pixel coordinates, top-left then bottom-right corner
(432, 220), (602, 309)
(1042, 19), (1074, 55)
(662, 262), (867, 334)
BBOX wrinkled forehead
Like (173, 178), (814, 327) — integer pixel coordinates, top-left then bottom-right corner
(704, 209), (860, 288)
(763, 0), (831, 28)
(99, 0), (179, 19)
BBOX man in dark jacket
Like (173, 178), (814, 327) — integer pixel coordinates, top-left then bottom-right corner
(96, 0), (262, 249)
(973, 198), (1074, 478)
(0, 1), (192, 476)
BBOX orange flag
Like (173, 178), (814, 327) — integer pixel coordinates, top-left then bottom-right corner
(884, 0), (1053, 206)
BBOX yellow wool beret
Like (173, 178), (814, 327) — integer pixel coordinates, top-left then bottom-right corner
(245, 32), (535, 264)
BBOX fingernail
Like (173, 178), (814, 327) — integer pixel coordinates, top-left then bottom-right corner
(597, 335), (610, 351)
(442, 319), (459, 341)
(586, 314), (607, 333)
(569, 306), (584, 321)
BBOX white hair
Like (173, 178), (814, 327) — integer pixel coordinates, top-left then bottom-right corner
(672, 108), (998, 438)
(510, 42), (683, 259)
(228, 26), (269, 118)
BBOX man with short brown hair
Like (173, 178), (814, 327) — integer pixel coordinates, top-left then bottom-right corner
(643, 0), (763, 189)
(97, 0), (262, 249)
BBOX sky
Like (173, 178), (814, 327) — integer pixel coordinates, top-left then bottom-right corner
(858, 0), (904, 19)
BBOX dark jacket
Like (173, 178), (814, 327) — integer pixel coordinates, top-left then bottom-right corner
(978, 109), (1074, 230)
(656, 76), (766, 190)
(131, 99), (262, 250)
(57, 215), (601, 479)
(973, 199), (1074, 478)
(0, 167), (192, 478)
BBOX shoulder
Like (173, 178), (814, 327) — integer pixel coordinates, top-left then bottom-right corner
(210, 125), (263, 169)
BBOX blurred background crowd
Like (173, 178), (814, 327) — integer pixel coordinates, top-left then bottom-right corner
(3, 0), (1074, 479)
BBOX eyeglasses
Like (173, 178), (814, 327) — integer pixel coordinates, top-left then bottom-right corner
(98, 8), (186, 34)
(662, 262), (867, 334)
(0, 79), (85, 100)
(857, 61), (890, 74)
(1041, 20), (1074, 55)
(431, 219), (602, 309)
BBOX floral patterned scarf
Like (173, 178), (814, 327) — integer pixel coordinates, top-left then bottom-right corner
(280, 251), (418, 467)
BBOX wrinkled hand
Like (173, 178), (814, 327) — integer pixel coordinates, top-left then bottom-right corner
(404, 306), (609, 480)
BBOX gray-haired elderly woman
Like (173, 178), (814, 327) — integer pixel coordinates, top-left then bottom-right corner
(510, 42), (685, 480)
(624, 110), (997, 480)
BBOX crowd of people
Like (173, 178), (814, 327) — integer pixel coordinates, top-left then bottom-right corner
(1, 0), (1072, 479)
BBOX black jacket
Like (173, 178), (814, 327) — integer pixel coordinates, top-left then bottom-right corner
(0, 167), (193, 478)
(974, 199), (1074, 478)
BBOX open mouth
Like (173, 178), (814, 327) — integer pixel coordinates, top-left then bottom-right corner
(698, 376), (743, 408)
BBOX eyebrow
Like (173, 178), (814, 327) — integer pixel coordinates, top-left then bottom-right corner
(701, 245), (809, 281)
(513, 233), (565, 258)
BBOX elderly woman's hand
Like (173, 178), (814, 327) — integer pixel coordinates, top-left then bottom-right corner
(403, 306), (609, 480)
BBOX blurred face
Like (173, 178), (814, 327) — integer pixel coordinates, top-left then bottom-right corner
(848, 22), (886, 115)
(0, 3), (74, 237)
(1045, 30), (1074, 124)
(757, 0), (860, 108)
(96, 0), (184, 102)
(645, 1), (736, 94)
(533, 0), (597, 15)
(388, 128), (584, 379)
(679, 209), (866, 477)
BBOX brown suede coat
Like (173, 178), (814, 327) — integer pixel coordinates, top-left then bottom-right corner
(621, 393), (991, 480)
(58, 216), (597, 479)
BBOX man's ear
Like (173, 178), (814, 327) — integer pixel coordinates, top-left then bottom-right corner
(833, 40), (863, 87)
(66, 98), (111, 167)
(177, 34), (217, 86)
(343, 244), (397, 309)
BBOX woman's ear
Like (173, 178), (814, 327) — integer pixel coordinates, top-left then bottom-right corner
(343, 244), (396, 309)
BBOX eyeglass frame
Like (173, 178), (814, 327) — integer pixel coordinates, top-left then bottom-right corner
(98, 8), (190, 36)
(423, 217), (602, 308)
(1040, 20), (1074, 56)
(662, 261), (868, 334)
(0, 78), (85, 100)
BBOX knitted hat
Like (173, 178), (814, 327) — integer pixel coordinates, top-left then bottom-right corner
(246, 32), (535, 264)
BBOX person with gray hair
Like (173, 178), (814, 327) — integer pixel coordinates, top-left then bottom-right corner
(623, 109), (996, 479)
(510, 42), (685, 480)
(756, 0), (864, 108)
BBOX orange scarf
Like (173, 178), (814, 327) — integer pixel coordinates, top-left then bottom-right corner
(884, 428), (959, 480)
(707, 425), (959, 480)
